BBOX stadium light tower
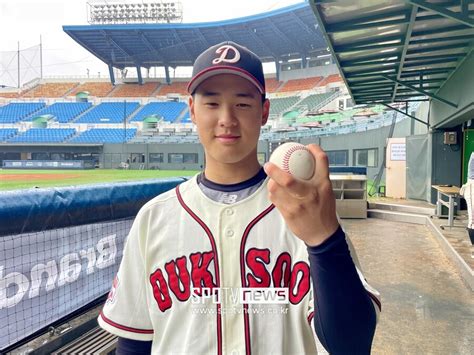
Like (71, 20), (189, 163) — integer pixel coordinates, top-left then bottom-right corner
(87, 0), (183, 24)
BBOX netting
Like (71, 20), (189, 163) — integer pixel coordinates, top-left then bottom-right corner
(0, 219), (131, 351)
(0, 44), (41, 89)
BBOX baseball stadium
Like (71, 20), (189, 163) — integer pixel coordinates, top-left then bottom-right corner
(1, 0), (473, 353)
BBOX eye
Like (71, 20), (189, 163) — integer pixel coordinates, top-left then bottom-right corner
(237, 103), (251, 108)
(205, 102), (218, 107)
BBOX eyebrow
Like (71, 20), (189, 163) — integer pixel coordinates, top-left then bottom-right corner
(200, 91), (256, 99)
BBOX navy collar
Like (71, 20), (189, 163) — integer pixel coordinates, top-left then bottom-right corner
(197, 167), (266, 192)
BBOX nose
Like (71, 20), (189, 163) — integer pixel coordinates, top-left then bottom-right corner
(218, 105), (237, 127)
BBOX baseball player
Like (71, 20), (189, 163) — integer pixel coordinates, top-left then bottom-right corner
(98, 41), (381, 354)
(460, 153), (474, 257)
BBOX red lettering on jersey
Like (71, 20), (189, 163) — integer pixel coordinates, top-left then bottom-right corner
(150, 268), (172, 312)
(190, 251), (216, 293)
(289, 261), (310, 304)
(165, 256), (191, 302)
(272, 252), (292, 288)
(245, 248), (271, 287)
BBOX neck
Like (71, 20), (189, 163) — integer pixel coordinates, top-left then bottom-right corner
(204, 160), (262, 184)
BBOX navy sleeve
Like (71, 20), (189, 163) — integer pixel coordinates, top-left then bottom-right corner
(307, 226), (377, 354)
(116, 337), (152, 355)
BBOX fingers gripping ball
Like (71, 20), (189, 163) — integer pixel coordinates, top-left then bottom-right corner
(269, 142), (315, 180)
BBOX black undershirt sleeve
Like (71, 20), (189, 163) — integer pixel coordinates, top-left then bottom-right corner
(115, 337), (152, 355)
(307, 226), (377, 354)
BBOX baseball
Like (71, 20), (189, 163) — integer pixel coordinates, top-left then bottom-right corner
(269, 142), (315, 180)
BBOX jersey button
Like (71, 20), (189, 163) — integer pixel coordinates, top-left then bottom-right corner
(225, 229), (234, 237)
(226, 208), (234, 215)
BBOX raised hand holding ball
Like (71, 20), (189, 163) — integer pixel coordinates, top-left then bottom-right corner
(269, 142), (315, 180)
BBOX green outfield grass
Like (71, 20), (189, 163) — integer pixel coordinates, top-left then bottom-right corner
(0, 169), (200, 191)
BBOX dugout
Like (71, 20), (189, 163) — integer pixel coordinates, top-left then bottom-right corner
(311, 1), (474, 204)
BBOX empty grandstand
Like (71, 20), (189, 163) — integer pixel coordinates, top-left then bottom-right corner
(132, 101), (188, 122)
(70, 82), (114, 97)
(70, 128), (137, 143)
(8, 128), (76, 143)
(22, 82), (79, 98)
(26, 102), (92, 123)
(0, 128), (18, 142)
(0, 102), (46, 123)
(75, 101), (140, 123)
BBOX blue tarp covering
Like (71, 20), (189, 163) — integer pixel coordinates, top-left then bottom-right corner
(0, 178), (187, 237)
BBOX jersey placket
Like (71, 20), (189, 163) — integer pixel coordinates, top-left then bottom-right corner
(218, 204), (246, 355)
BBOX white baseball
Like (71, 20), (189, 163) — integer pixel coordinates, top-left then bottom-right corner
(269, 142), (315, 180)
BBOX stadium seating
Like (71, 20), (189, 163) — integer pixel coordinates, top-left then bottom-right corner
(74, 101), (140, 123)
(278, 77), (323, 92)
(70, 128), (137, 143)
(294, 92), (333, 112)
(0, 102), (46, 123)
(8, 128), (76, 143)
(156, 82), (188, 95)
(265, 78), (283, 93)
(131, 101), (188, 122)
(0, 91), (21, 98)
(70, 82), (114, 97)
(109, 82), (160, 97)
(317, 74), (342, 87)
(180, 109), (191, 123)
(22, 82), (80, 98)
(0, 128), (18, 142)
(268, 96), (300, 116)
(26, 102), (92, 123)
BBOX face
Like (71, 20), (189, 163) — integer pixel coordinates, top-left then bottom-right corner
(189, 74), (270, 177)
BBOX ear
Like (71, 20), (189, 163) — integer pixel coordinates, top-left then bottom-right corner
(188, 95), (196, 124)
(261, 99), (270, 126)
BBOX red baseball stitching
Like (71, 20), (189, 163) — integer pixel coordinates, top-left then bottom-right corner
(282, 145), (306, 173)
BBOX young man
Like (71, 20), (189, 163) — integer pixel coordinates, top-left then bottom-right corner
(99, 41), (381, 354)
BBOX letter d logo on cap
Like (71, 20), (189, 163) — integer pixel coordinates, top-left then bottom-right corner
(212, 45), (241, 64)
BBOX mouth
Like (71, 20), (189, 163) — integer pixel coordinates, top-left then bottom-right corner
(216, 134), (240, 144)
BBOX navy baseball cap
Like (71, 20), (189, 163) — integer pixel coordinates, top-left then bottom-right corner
(187, 41), (266, 95)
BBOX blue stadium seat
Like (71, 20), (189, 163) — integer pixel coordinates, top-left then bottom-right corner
(27, 102), (92, 123)
(8, 128), (76, 143)
(180, 109), (191, 123)
(132, 102), (188, 122)
(70, 128), (137, 143)
(75, 102), (139, 123)
(0, 102), (46, 123)
(0, 128), (19, 142)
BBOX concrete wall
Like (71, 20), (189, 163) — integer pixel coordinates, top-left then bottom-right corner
(429, 128), (463, 204)
(298, 116), (427, 180)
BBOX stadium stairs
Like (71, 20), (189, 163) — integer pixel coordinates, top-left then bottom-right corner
(174, 106), (190, 123)
(68, 104), (98, 124)
(104, 84), (120, 97)
(124, 104), (143, 122)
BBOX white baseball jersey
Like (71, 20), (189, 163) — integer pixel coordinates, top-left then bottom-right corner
(460, 180), (474, 229)
(98, 175), (379, 354)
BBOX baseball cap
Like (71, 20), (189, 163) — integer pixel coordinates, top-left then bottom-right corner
(187, 41), (265, 95)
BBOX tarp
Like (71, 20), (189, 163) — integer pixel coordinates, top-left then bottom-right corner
(0, 177), (187, 237)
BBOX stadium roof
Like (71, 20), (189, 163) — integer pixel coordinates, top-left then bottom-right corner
(310, 0), (474, 107)
(63, 1), (327, 74)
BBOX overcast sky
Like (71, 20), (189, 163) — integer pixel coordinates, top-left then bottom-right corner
(0, 0), (302, 86)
